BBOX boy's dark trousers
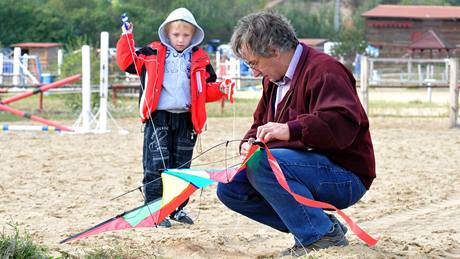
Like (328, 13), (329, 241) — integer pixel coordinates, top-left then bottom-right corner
(142, 110), (197, 214)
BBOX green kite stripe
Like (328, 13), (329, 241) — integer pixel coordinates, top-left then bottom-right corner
(165, 170), (215, 188)
(123, 199), (162, 227)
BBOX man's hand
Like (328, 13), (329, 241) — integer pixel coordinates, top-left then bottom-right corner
(256, 122), (290, 142)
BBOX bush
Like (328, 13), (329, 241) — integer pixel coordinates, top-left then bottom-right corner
(60, 36), (101, 111)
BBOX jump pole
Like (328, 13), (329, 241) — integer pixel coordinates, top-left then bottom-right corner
(0, 74), (81, 105)
(2, 124), (61, 132)
(0, 103), (73, 131)
(73, 45), (93, 132)
(96, 31), (109, 132)
(0, 74), (81, 132)
(12, 47), (21, 86)
(82, 45), (92, 131)
(93, 31), (127, 134)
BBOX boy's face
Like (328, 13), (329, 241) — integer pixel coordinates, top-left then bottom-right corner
(167, 23), (195, 52)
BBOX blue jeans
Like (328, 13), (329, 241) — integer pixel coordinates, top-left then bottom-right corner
(217, 148), (366, 245)
(143, 110), (197, 211)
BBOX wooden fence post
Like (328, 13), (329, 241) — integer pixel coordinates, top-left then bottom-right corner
(449, 58), (458, 128)
(360, 55), (369, 114)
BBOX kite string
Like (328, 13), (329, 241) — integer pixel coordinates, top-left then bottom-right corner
(110, 139), (247, 202)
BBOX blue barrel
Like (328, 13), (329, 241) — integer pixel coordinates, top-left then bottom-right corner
(41, 73), (56, 83)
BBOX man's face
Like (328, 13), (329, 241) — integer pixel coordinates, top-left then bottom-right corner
(167, 23), (194, 52)
(241, 46), (283, 82)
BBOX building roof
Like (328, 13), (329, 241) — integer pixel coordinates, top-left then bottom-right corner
(298, 38), (328, 46)
(10, 42), (63, 48)
(409, 30), (453, 49)
(362, 5), (460, 19)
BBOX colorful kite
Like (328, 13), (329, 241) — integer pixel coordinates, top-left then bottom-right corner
(59, 167), (239, 243)
(60, 141), (378, 246)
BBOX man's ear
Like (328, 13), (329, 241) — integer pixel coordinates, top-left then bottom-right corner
(270, 48), (280, 58)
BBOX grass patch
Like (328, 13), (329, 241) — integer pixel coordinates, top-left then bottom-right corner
(0, 95), (260, 122)
(369, 100), (448, 117)
(370, 99), (446, 109)
(206, 98), (259, 117)
(1, 90), (451, 123)
(0, 223), (49, 259)
(0, 223), (151, 258)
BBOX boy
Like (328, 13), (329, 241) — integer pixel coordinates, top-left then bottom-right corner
(117, 8), (233, 227)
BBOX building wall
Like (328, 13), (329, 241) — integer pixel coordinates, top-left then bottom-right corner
(28, 47), (59, 73)
(365, 17), (460, 58)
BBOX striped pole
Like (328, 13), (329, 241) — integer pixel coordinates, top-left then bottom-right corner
(2, 124), (61, 132)
(0, 103), (73, 132)
(0, 74), (81, 105)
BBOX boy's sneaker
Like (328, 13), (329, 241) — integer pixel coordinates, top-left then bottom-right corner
(279, 220), (348, 257)
(158, 218), (171, 228)
(170, 209), (194, 225)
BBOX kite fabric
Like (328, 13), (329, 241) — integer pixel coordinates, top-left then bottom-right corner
(59, 168), (239, 244)
(60, 143), (378, 246)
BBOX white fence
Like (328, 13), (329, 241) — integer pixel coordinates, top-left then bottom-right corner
(0, 49), (45, 86)
(366, 57), (450, 87)
(360, 56), (459, 128)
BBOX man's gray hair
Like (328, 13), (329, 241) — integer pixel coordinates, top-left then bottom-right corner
(231, 11), (298, 59)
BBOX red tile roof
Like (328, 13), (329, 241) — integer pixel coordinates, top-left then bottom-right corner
(10, 42), (63, 48)
(409, 30), (453, 49)
(298, 38), (328, 46)
(362, 5), (460, 19)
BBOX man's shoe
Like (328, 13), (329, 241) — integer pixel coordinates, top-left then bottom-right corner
(170, 209), (194, 225)
(307, 221), (349, 250)
(280, 221), (348, 257)
(158, 217), (171, 228)
(279, 244), (310, 257)
(327, 214), (348, 235)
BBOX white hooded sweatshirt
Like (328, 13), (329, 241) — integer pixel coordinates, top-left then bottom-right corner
(156, 7), (205, 112)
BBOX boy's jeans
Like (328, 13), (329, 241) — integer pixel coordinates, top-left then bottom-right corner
(143, 110), (197, 210)
(217, 148), (366, 245)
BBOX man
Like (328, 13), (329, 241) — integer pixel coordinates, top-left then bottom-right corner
(216, 11), (376, 257)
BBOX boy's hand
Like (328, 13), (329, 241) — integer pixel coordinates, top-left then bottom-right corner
(122, 22), (133, 34)
(219, 79), (235, 103)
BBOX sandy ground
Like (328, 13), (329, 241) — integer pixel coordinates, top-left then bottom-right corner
(1, 113), (460, 258)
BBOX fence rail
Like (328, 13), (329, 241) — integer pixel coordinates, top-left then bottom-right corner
(360, 56), (459, 128)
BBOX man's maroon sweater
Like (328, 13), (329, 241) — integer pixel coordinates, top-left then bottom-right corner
(243, 43), (376, 189)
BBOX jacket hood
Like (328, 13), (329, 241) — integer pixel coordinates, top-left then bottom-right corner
(158, 7), (204, 52)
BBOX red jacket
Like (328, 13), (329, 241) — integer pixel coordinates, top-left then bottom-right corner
(116, 34), (225, 133)
(244, 43), (376, 189)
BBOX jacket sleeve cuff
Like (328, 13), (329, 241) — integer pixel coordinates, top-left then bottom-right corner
(287, 120), (302, 141)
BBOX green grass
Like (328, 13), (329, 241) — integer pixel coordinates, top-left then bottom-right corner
(369, 100), (449, 117)
(0, 223), (49, 259)
(206, 98), (259, 117)
(370, 99), (446, 109)
(0, 223), (153, 259)
(0, 91), (451, 123)
(0, 94), (260, 122)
